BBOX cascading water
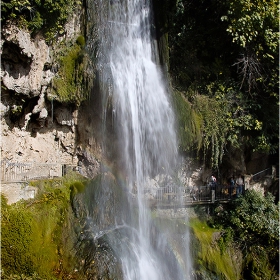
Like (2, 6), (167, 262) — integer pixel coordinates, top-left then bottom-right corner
(90, 0), (193, 279)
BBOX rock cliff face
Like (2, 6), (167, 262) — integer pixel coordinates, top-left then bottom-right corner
(1, 17), (101, 179)
(1, 24), (51, 97)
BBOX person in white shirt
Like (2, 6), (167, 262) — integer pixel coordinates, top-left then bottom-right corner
(236, 175), (244, 196)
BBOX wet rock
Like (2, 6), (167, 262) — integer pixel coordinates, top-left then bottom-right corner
(55, 107), (75, 127)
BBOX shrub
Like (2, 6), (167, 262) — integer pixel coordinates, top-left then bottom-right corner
(1, 173), (89, 278)
(1, 201), (34, 275)
(212, 190), (279, 279)
(76, 35), (85, 47)
(1, 0), (80, 43)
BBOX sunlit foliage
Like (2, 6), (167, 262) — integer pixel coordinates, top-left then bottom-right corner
(1, 0), (81, 42)
(174, 79), (266, 168)
(211, 190), (279, 279)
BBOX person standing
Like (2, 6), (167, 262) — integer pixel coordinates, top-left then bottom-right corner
(210, 175), (217, 186)
(210, 175), (217, 199)
(236, 175), (244, 196)
(229, 177), (235, 198)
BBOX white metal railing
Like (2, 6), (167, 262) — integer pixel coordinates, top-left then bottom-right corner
(1, 160), (63, 182)
(144, 184), (231, 205)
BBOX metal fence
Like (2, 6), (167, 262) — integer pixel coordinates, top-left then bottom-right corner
(1, 160), (63, 182)
(148, 184), (236, 205)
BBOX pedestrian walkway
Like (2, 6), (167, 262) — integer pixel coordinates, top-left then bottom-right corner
(145, 184), (239, 208)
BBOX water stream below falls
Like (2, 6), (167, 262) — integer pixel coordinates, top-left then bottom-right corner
(87, 0), (193, 279)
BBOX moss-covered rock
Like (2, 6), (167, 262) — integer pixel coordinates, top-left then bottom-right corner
(50, 38), (92, 105)
(173, 90), (203, 154)
(189, 218), (242, 280)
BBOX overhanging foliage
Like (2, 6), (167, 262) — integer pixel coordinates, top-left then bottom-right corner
(168, 0), (279, 167)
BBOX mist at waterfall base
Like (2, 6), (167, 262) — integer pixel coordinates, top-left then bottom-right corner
(84, 1), (193, 279)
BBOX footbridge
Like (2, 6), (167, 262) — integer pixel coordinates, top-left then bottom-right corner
(144, 184), (236, 208)
(1, 160), (276, 207)
(145, 165), (278, 208)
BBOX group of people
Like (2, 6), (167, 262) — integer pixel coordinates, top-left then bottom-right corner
(209, 174), (244, 197)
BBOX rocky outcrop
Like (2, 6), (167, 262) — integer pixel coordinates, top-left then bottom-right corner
(0, 18), (101, 181)
(1, 24), (70, 164)
(1, 24), (52, 97)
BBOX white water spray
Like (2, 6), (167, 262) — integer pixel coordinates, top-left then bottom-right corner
(95, 0), (192, 279)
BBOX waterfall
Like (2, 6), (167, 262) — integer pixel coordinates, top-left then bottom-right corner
(91, 0), (192, 279)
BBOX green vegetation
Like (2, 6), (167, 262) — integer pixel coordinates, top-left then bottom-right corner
(187, 189), (279, 279)
(1, 1), (92, 106)
(174, 79), (265, 168)
(1, 172), (89, 279)
(168, 0), (279, 168)
(189, 219), (241, 280)
(51, 37), (91, 104)
(1, 196), (34, 276)
(173, 91), (203, 153)
(210, 189), (279, 279)
(1, 0), (82, 43)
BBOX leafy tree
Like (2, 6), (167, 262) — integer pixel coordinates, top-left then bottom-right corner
(167, 0), (278, 168)
(168, 0), (236, 88)
(221, 0), (279, 154)
(212, 190), (279, 279)
(221, 0), (279, 57)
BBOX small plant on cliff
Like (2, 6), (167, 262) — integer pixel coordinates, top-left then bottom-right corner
(51, 37), (90, 105)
